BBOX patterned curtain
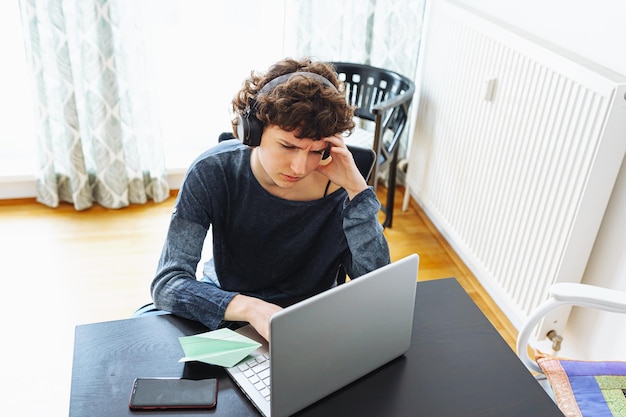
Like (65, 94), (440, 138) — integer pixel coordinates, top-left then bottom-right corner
(284, 0), (425, 78)
(283, 0), (426, 163)
(19, 0), (169, 210)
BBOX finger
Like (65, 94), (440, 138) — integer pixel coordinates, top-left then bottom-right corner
(324, 134), (345, 148)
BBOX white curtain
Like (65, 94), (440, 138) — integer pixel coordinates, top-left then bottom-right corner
(19, 0), (169, 210)
(17, 0), (424, 208)
(284, 0), (425, 88)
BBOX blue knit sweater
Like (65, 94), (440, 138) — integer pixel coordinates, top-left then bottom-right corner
(151, 139), (390, 329)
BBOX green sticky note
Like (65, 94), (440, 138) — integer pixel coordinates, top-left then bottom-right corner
(178, 328), (262, 367)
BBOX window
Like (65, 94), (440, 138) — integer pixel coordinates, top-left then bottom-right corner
(2, 0), (423, 197)
(136, 0), (287, 170)
(0, 0), (287, 184)
(0, 1), (37, 178)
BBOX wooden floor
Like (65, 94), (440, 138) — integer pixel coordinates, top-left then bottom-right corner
(0, 185), (517, 415)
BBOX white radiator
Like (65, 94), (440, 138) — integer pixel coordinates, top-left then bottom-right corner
(406, 0), (626, 334)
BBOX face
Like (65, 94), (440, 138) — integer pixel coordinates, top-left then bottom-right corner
(254, 125), (329, 188)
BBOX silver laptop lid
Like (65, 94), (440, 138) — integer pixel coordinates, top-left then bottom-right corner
(270, 254), (419, 417)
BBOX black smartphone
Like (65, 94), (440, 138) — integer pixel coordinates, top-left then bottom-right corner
(322, 142), (332, 160)
(128, 377), (217, 410)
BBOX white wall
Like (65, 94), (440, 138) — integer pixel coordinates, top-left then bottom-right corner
(451, 0), (626, 360)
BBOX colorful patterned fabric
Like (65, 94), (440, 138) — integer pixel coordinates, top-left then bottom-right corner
(536, 350), (626, 417)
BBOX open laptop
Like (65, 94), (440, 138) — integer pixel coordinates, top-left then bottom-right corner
(226, 253), (419, 417)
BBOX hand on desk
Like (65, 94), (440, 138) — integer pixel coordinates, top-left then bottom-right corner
(224, 294), (283, 341)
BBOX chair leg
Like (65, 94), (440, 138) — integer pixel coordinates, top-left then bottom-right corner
(383, 147), (399, 228)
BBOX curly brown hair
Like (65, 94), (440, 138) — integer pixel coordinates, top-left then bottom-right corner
(231, 57), (355, 140)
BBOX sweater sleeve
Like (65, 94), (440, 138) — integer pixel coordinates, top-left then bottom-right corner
(151, 213), (238, 330)
(342, 187), (391, 278)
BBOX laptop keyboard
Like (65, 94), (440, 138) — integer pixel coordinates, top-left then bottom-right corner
(237, 353), (271, 401)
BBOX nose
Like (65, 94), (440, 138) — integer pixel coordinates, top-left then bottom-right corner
(290, 150), (308, 175)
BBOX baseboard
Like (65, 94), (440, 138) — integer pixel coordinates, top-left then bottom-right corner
(0, 175), (37, 200)
(0, 169), (186, 201)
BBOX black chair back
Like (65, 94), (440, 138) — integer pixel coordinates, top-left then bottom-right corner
(347, 144), (376, 182)
(332, 62), (416, 227)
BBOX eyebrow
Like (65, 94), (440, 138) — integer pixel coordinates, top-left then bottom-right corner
(279, 139), (327, 152)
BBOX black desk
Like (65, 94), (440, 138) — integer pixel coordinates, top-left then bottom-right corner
(70, 278), (563, 416)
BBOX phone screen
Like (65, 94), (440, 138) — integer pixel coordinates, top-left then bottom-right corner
(128, 377), (218, 410)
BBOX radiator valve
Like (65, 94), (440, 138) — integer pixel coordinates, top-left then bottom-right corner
(398, 159), (409, 173)
(546, 330), (563, 352)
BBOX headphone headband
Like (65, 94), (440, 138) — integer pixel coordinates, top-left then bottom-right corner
(259, 71), (337, 95)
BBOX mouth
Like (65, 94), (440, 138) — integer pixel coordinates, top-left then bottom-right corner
(280, 174), (302, 183)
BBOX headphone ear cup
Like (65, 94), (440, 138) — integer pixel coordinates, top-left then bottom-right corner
(237, 112), (263, 147)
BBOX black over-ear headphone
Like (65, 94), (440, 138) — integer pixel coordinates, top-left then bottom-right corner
(236, 72), (337, 147)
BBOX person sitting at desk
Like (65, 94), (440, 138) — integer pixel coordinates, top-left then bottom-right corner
(151, 57), (390, 341)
